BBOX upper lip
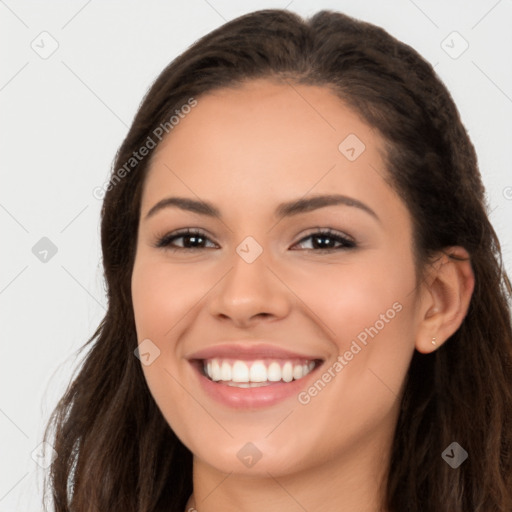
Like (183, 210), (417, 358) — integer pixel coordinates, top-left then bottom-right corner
(186, 343), (324, 361)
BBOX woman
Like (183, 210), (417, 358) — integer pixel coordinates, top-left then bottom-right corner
(42, 8), (512, 512)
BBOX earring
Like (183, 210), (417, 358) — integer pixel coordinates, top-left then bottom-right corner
(432, 337), (437, 346)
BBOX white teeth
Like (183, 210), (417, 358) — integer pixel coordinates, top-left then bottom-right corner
(220, 361), (231, 381)
(231, 361), (249, 382)
(211, 359), (221, 381)
(293, 364), (303, 380)
(202, 358), (318, 385)
(282, 362), (293, 382)
(267, 362), (282, 382)
(249, 361), (267, 382)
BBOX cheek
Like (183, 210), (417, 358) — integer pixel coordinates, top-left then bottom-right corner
(129, 243), (421, 473)
(131, 255), (204, 440)
(285, 254), (418, 454)
(131, 260), (170, 339)
(292, 248), (418, 410)
(294, 248), (417, 347)
(131, 255), (212, 345)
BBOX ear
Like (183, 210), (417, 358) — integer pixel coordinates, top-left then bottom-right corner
(415, 246), (475, 354)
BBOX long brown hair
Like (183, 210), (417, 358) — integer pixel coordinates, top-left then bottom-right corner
(42, 9), (512, 511)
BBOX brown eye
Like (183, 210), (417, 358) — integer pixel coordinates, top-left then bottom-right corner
(155, 227), (356, 253)
(292, 229), (356, 251)
(155, 229), (217, 251)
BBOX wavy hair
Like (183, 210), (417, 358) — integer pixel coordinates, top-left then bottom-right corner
(42, 9), (512, 511)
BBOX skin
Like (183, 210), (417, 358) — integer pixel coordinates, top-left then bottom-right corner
(131, 78), (474, 512)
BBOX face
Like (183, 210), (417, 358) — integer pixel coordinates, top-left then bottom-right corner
(131, 78), (422, 477)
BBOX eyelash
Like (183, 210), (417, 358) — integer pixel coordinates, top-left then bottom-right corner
(154, 228), (356, 253)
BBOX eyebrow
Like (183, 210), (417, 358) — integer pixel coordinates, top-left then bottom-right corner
(144, 194), (380, 223)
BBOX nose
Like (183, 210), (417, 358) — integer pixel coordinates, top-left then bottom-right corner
(208, 245), (291, 328)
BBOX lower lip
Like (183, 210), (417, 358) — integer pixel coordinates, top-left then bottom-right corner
(191, 361), (322, 408)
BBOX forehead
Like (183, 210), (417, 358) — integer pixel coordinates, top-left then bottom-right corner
(152, 78), (380, 163)
(142, 78), (401, 222)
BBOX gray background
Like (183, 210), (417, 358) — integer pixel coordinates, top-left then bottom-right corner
(1, 0), (511, 510)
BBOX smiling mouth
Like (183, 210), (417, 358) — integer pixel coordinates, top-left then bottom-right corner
(194, 357), (323, 388)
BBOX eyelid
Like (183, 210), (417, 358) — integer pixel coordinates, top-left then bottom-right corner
(154, 228), (217, 249)
(153, 226), (356, 252)
(295, 226), (355, 244)
(292, 228), (355, 250)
